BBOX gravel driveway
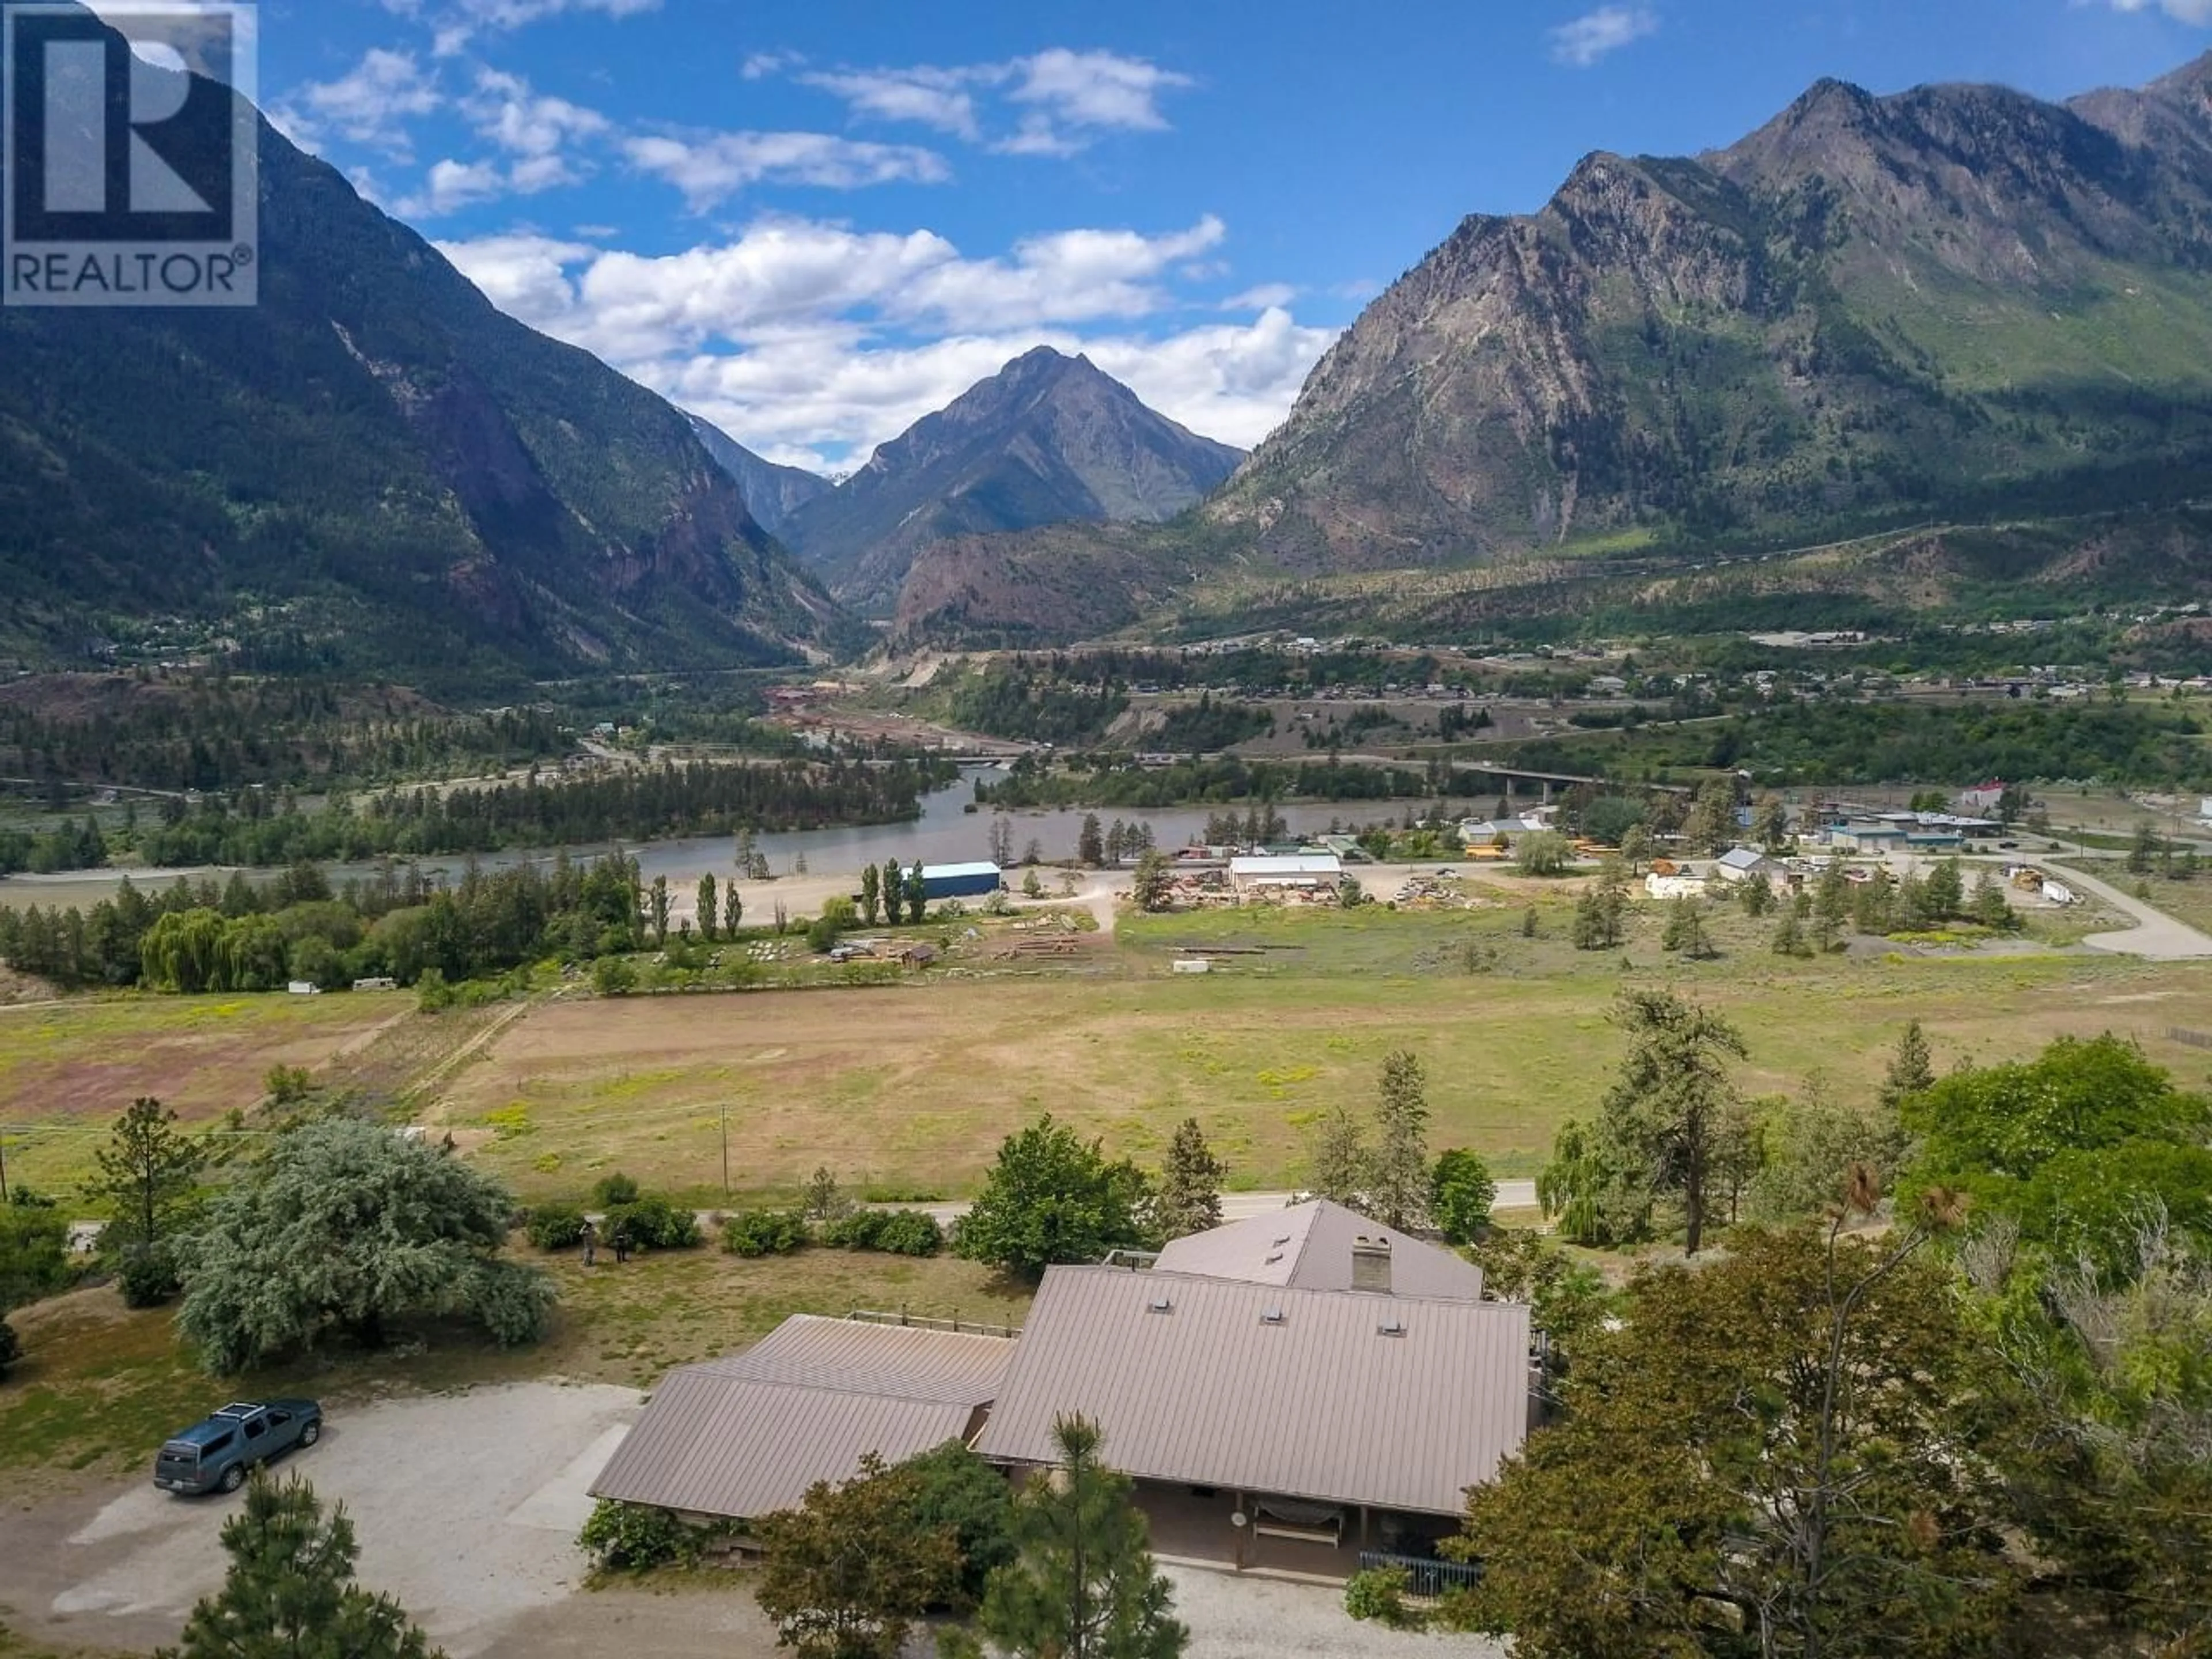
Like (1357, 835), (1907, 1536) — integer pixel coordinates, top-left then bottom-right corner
(2, 1382), (642, 1658)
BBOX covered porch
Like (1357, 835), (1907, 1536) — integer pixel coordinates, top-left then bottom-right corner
(1129, 1479), (1456, 1582)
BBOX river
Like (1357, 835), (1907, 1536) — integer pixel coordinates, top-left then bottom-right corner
(0, 770), (1421, 912)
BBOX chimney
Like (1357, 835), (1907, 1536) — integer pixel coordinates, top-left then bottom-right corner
(1351, 1234), (1392, 1296)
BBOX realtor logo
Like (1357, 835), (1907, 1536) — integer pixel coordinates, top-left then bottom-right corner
(4, 2), (257, 306)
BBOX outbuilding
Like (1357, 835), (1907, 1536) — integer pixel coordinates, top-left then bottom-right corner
(1713, 847), (1780, 884)
(1228, 853), (1343, 897)
(919, 862), (1002, 900)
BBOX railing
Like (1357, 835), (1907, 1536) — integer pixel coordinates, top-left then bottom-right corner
(1357, 1551), (1482, 1599)
(846, 1308), (1021, 1338)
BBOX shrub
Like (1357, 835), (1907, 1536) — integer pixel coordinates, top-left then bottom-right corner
(1344, 1566), (1427, 1629)
(0, 1312), (18, 1380)
(114, 1242), (184, 1309)
(820, 1209), (945, 1256)
(722, 1209), (809, 1257)
(592, 956), (637, 997)
(607, 1196), (700, 1251)
(525, 1204), (589, 1252)
(577, 1498), (698, 1571)
(897, 1440), (1016, 1604)
(592, 1172), (641, 1207)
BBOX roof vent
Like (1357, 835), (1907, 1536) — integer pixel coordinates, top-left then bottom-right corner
(1262, 1251), (1283, 1265)
(1272, 1234), (1293, 1247)
(1148, 1295), (1174, 1314)
(1376, 1317), (1407, 1338)
(1260, 1307), (1286, 1325)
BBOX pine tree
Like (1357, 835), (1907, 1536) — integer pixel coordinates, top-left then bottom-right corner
(1306, 1104), (1369, 1208)
(89, 1095), (204, 1305)
(160, 1475), (438, 1659)
(1130, 850), (1172, 912)
(1661, 896), (1714, 959)
(1369, 1050), (1433, 1230)
(951, 1416), (1185, 1659)
(1153, 1119), (1225, 1240)
(1078, 813), (1105, 867)
(1878, 1020), (1936, 1114)
(1771, 910), (1809, 957)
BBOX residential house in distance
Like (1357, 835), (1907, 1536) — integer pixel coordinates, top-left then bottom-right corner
(1955, 780), (2006, 815)
(1713, 846), (1781, 884)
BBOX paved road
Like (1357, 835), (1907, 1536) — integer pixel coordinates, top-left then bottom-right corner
(2043, 861), (2212, 960)
(918, 1181), (1539, 1228)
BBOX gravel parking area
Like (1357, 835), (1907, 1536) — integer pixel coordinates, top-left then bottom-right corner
(1166, 1566), (1504, 1658)
(2, 1382), (643, 1658)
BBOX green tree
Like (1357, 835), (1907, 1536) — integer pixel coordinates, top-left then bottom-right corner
(904, 862), (928, 924)
(1752, 793), (1790, 853)
(1771, 908), (1810, 957)
(1923, 857), (1964, 920)
(649, 876), (671, 946)
(0, 1310), (18, 1379)
(1078, 813), (1105, 867)
(724, 881), (744, 937)
(755, 1454), (964, 1659)
(947, 1416), (1185, 1659)
(1021, 867), (1044, 899)
(1740, 873), (1776, 917)
(859, 862), (882, 927)
(881, 859), (906, 926)
(952, 1118), (1152, 1281)
(158, 1474), (440, 1659)
(0, 1194), (69, 1313)
(2127, 819), (2160, 874)
(898, 1440), (1018, 1605)
(1430, 1149), (1497, 1245)
(696, 872), (718, 942)
(1369, 1050), (1432, 1230)
(1305, 1104), (1369, 1209)
(1877, 1020), (1936, 1115)
(1813, 859), (1850, 934)
(807, 896), (858, 954)
(1442, 1213), (2012, 1659)
(1618, 823), (1652, 872)
(176, 1118), (554, 1372)
(1597, 989), (1750, 1256)
(591, 956), (636, 996)
(1130, 849), (1172, 912)
(89, 1096), (206, 1307)
(1514, 831), (1571, 877)
(1687, 778), (1738, 855)
(1152, 1119), (1225, 1241)
(1660, 896), (1714, 959)
(1748, 1082), (1909, 1224)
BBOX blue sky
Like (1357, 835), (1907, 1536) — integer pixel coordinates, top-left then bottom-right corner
(200, 0), (2212, 471)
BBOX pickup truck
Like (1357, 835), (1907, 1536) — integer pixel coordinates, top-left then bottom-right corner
(153, 1399), (323, 1495)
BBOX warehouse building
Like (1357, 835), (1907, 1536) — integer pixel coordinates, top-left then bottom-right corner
(1227, 852), (1343, 897)
(919, 861), (1002, 900)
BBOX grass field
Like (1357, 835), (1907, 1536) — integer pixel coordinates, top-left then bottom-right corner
(0, 993), (409, 1191)
(0, 1247), (1031, 1491)
(421, 896), (2212, 1205)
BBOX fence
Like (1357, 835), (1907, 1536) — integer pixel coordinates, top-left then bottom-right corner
(846, 1308), (1022, 1338)
(1357, 1551), (1482, 1599)
(2169, 1027), (2212, 1050)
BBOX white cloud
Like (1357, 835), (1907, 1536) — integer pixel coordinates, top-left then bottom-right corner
(743, 50), (806, 80)
(437, 217), (1329, 466)
(766, 48), (1193, 157)
(623, 131), (952, 210)
(800, 67), (981, 139)
(1007, 48), (1191, 134)
(1549, 5), (1661, 67)
(1222, 282), (1297, 311)
(271, 48), (441, 157)
(382, 0), (661, 58)
(2100, 0), (2212, 19)
(465, 69), (610, 157)
(397, 157), (506, 217)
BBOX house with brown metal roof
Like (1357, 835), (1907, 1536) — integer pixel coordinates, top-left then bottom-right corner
(1150, 1198), (1484, 1301)
(588, 1315), (1017, 1525)
(974, 1264), (1532, 1570)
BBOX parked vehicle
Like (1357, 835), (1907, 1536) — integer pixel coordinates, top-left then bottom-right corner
(153, 1399), (323, 1495)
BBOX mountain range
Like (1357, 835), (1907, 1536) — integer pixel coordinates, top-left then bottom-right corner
(682, 415), (833, 539)
(775, 346), (1244, 616)
(0, 9), (859, 689)
(893, 52), (2212, 645)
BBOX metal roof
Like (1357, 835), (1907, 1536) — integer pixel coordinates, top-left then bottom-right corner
(1715, 846), (1773, 869)
(1228, 854), (1343, 877)
(1152, 1200), (1484, 1301)
(922, 861), (1002, 880)
(975, 1267), (1532, 1517)
(590, 1372), (982, 1520)
(588, 1316), (1017, 1521)
(691, 1314), (1019, 1402)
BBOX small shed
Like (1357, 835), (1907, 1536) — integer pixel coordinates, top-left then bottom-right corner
(1713, 847), (1779, 883)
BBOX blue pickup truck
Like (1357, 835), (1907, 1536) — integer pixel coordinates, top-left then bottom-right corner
(153, 1400), (323, 1495)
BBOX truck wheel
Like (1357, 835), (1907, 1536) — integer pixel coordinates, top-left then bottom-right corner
(301, 1422), (321, 1447)
(220, 1463), (245, 1493)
